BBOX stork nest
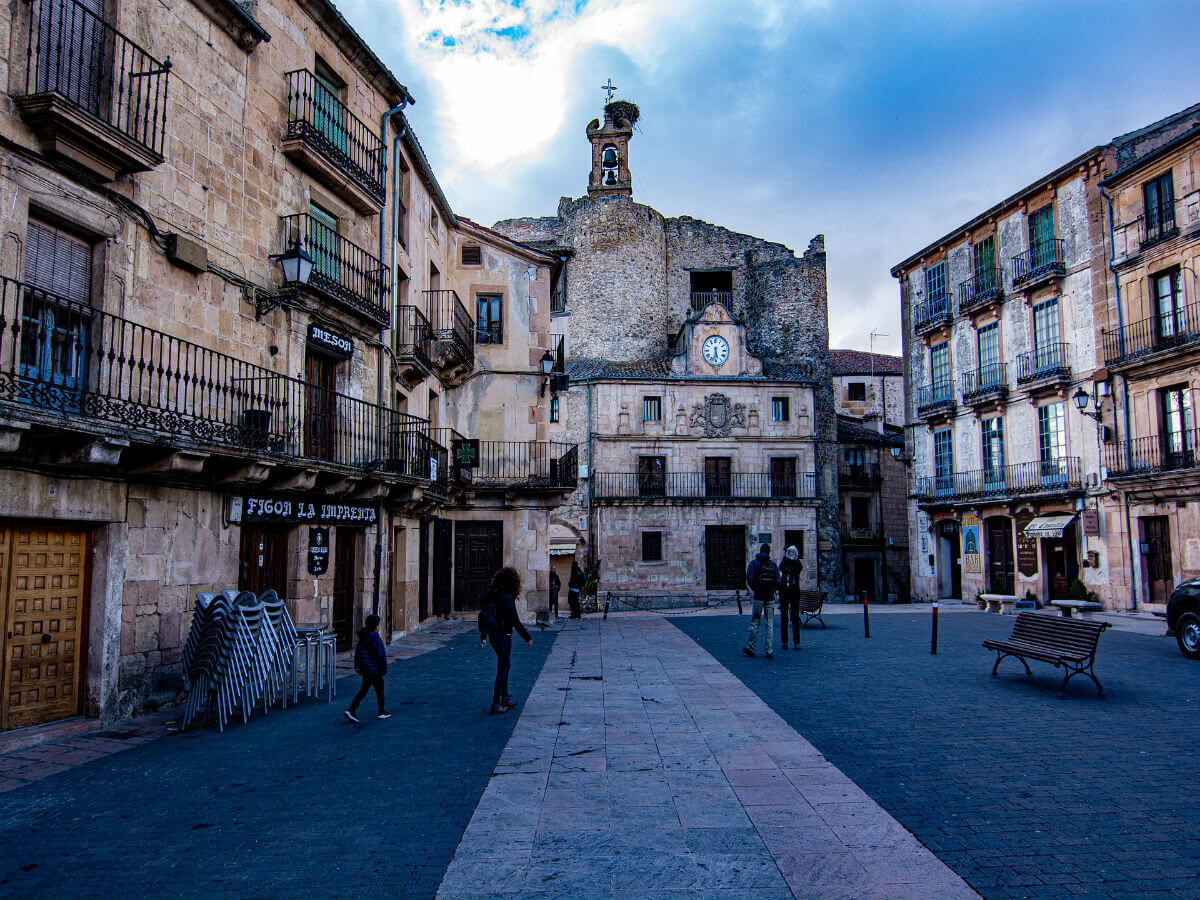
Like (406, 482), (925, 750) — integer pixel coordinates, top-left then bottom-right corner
(605, 100), (640, 128)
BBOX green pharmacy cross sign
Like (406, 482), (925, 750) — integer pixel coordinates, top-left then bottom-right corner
(453, 439), (480, 469)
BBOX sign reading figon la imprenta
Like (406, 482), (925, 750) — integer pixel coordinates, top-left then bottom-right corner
(230, 495), (378, 525)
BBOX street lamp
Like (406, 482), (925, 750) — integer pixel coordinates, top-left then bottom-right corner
(1073, 385), (1104, 421)
(273, 239), (313, 287)
(540, 349), (555, 396)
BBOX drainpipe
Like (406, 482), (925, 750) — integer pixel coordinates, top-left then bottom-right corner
(1101, 184), (1137, 611)
(586, 377), (595, 564)
(373, 97), (411, 628)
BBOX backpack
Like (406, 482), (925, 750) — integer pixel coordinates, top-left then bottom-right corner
(755, 560), (780, 592)
(477, 596), (498, 635)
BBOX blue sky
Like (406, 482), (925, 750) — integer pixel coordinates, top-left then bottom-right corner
(340, 0), (1200, 354)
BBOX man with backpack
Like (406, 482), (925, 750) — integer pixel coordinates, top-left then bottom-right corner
(743, 543), (780, 659)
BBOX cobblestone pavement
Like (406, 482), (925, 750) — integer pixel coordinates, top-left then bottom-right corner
(674, 608), (1200, 900)
(437, 617), (977, 900)
(0, 620), (473, 796)
(0, 625), (549, 899)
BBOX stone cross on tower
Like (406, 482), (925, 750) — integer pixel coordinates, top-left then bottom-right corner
(601, 79), (618, 103)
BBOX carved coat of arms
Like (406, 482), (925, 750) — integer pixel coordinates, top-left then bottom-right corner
(690, 393), (746, 438)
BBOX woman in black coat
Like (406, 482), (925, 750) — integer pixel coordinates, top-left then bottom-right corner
(479, 567), (532, 714)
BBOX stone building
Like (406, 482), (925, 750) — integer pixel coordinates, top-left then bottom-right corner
(1096, 108), (1200, 611)
(494, 100), (842, 601)
(891, 102), (1200, 611)
(0, 0), (573, 731)
(830, 350), (908, 603)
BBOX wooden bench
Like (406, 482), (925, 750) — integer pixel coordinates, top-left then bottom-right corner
(795, 590), (827, 629)
(983, 612), (1111, 697)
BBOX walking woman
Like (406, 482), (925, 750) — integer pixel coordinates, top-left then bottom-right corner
(779, 545), (803, 650)
(478, 567), (533, 715)
(566, 559), (584, 619)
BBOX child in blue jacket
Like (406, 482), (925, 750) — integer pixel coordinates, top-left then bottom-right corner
(344, 614), (390, 723)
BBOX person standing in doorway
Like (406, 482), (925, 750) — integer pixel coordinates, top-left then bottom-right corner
(549, 569), (561, 619)
(778, 545), (803, 650)
(344, 614), (390, 723)
(479, 567), (533, 714)
(743, 544), (780, 659)
(567, 559), (584, 619)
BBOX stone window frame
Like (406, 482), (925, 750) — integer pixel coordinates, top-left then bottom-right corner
(643, 396), (663, 422)
(640, 530), (664, 564)
(846, 383), (866, 403)
(771, 396), (790, 422)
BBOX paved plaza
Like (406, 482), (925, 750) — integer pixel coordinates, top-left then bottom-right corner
(0, 608), (1196, 899)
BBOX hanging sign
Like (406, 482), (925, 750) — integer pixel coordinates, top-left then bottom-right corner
(307, 527), (330, 575)
(307, 323), (354, 359)
(235, 495), (378, 525)
(1082, 509), (1100, 537)
(962, 516), (981, 575)
(452, 439), (480, 469)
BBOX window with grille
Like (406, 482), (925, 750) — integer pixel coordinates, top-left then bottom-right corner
(981, 416), (1004, 480)
(933, 428), (953, 495)
(22, 218), (94, 392)
(847, 382), (866, 402)
(924, 261), (947, 305)
(642, 531), (663, 562)
(461, 244), (482, 266)
(772, 396), (790, 421)
(476, 294), (503, 344)
(643, 396), (662, 422)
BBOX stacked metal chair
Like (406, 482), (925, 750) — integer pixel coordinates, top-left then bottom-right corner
(179, 589), (301, 732)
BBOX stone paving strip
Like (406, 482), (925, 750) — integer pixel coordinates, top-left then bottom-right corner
(437, 615), (979, 900)
(0, 619), (473, 794)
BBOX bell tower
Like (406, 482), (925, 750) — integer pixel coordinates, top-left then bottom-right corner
(587, 85), (637, 197)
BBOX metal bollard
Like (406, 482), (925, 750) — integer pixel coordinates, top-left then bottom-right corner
(931, 602), (940, 654)
(603, 592), (610, 620)
(736, 590), (743, 615)
(862, 590), (870, 639)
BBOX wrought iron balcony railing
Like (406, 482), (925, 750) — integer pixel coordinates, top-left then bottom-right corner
(284, 69), (386, 203)
(1141, 197), (1178, 251)
(17, 0), (171, 161)
(961, 363), (1007, 403)
(424, 290), (475, 372)
(915, 458), (1083, 503)
(432, 428), (578, 489)
(1011, 238), (1066, 287)
(913, 380), (954, 418)
(394, 305), (433, 375)
(1102, 302), (1200, 367)
(913, 292), (954, 333)
(280, 213), (389, 324)
(839, 462), (882, 488)
(690, 291), (734, 313)
(1104, 430), (1200, 478)
(957, 267), (1005, 313)
(1016, 342), (1070, 384)
(0, 275), (434, 478)
(592, 471), (818, 502)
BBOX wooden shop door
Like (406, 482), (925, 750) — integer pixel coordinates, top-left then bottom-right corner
(332, 529), (360, 652)
(454, 522), (503, 612)
(238, 525), (289, 598)
(0, 524), (90, 730)
(1140, 516), (1174, 606)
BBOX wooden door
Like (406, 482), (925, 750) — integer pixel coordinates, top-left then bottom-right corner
(390, 525), (406, 634)
(853, 557), (876, 602)
(705, 525), (746, 590)
(986, 517), (1015, 595)
(305, 353), (338, 461)
(454, 522), (503, 611)
(704, 457), (731, 498)
(1, 525), (89, 730)
(332, 528), (359, 651)
(1141, 516), (1173, 606)
(432, 519), (452, 616)
(418, 518), (430, 622)
(238, 525), (288, 598)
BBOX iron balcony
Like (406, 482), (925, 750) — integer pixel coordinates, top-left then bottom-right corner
(591, 471), (818, 503)
(280, 213), (389, 325)
(690, 292), (734, 313)
(838, 462), (882, 488)
(283, 69), (386, 210)
(913, 292), (954, 335)
(433, 429), (579, 491)
(1101, 302), (1200, 368)
(14, 0), (170, 180)
(961, 363), (1008, 406)
(0, 275), (434, 482)
(1016, 342), (1070, 387)
(423, 290), (475, 376)
(1011, 238), (1066, 289)
(1141, 197), (1178, 251)
(1104, 430), (1199, 479)
(957, 267), (1005, 314)
(393, 305), (434, 380)
(915, 458), (1083, 505)
(914, 380), (955, 419)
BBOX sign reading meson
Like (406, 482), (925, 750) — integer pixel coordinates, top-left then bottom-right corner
(307, 324), (353, 359)
(233, 495), (378, 525)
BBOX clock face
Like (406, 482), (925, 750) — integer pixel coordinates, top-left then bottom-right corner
(702, 335), (730, 367)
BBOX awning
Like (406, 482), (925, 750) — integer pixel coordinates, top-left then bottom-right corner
(550, 542), (579, 556)
(1023, 514), (1076, 539)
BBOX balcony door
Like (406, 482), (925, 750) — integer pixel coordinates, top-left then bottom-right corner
(307, 203), (340, 288)
(21, 219), (92, 401)
(704, 456), (731, 498)
(933, 428), (953, 497)
(972, 236), (996, 291)
(35, 0), (106, 116)
(312, 62), (348, 155)
(637, 455), (666, 498)
(770, 457), (797, 498)
(1031, 298), (1061, 371)
(1151, 269), (1185, 343)
(981, 416), (1005, 491)
(929, 341), (950, 399)
(1037, 402), (1067, 486)
(1029, 205), (1055, 268)
(1159, 385), (1195, 469)
(304, 352), (337, 461)
(1143, 171), (1175, 243)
